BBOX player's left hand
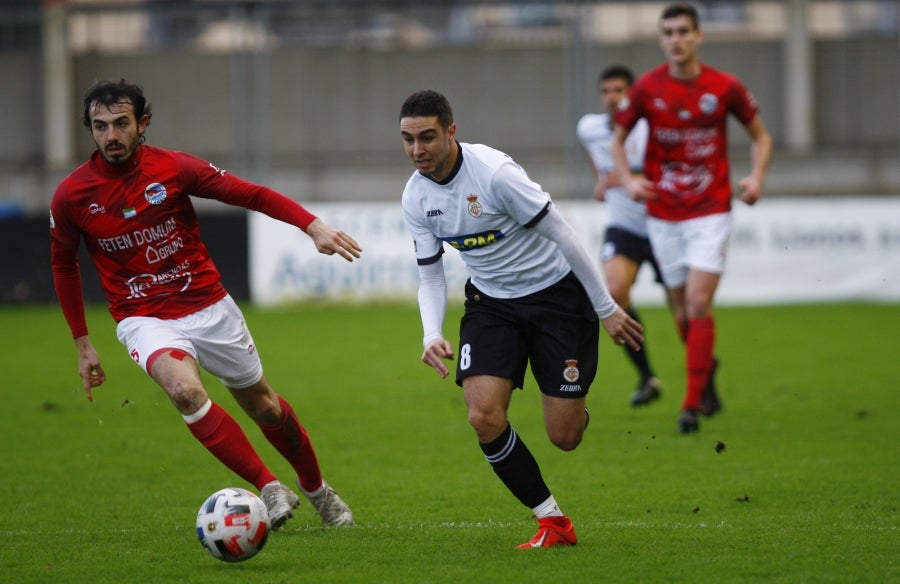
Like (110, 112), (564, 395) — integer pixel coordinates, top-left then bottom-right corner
(306, 218), (363, 262)
(600, 306), (645, 351)
(75, 335), (106, 402)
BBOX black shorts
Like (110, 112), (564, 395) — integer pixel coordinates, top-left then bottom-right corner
(456, 272), (599, 398)
(603, 226), (664, 285)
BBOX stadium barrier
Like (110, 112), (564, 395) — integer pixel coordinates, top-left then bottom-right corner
(250, 197), (900, 306)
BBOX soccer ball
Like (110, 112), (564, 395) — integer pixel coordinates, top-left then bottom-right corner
(196, 487), (270, 562)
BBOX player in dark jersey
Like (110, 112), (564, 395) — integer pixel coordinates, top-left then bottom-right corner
(611, 4), (772, 433)
(50, 79), (362, 528)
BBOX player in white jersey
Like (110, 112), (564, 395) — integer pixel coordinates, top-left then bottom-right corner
(399, 90), (643, 549)
(577, 65), (670, 407)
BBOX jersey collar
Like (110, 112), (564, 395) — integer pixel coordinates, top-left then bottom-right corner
(430, 140), (464, 186)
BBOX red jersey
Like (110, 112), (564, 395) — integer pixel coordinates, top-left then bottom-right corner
(614, 63), (759, 221)
(50, 145), (316, 337)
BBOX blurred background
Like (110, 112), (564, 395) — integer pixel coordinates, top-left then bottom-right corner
(1, 0), (898, 304)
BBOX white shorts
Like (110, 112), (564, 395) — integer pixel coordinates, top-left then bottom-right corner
(115, 295), (263, 389)
(647, 212), (732, 288)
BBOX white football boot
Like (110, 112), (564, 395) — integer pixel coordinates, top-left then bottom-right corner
(260, 480), (300, 531)
(299, 479), (354, 526)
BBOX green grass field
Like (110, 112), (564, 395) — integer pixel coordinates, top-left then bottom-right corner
(1, 302), (896, 583)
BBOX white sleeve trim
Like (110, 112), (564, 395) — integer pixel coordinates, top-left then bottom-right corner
(531, 205), (618, 318)
(417, 258), (448, 346)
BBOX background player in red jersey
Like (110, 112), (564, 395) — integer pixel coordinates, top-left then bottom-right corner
(50, 79), (362, 528)
(611, 4), (772, 433)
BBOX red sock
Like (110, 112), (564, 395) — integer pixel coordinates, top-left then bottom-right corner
(259, 395), (323, 493)
(684, 317), (715, 410)
(186, 401), (277, 491)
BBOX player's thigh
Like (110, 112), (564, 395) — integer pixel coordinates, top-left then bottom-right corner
(188, 295), (264, 390)
(647, 217), (688, 288)
(527, 275), (599, 398)
(150, 352), (209, 412)
(683, 213), (732, 274)
(541, 394), (587, 449)
(116, 315), (197, 375)
(456, 283), (529, 389)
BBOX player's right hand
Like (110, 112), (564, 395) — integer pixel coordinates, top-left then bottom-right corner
(421, 339), (455, 379)
(75, 335), (106, 402)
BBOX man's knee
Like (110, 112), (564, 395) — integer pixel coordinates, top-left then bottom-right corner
(549, 429), (583, 452)
(467, 407), (508, 442)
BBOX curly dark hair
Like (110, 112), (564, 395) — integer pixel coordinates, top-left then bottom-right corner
(81, 78), (152, 128)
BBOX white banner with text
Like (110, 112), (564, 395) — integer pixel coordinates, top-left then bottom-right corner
(249, 197), (900, 306)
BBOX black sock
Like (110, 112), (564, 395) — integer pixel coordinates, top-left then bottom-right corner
(479, 424), (550, 509)
(625, 307), (654, 381)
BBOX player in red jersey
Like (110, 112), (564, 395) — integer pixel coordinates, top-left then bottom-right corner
(50, 79), (362, 527)
(611, 4), (772, 433)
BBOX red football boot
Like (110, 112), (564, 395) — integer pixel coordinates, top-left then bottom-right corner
(516, 515), (577, 549)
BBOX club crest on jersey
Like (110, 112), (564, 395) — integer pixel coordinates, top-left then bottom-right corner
(466, 194), (483, 218)
(563, 359), (580, 383)
(144, 182), (168, 205)
(699, 93), (718, 114)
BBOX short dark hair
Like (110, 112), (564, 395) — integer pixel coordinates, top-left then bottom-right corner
(599, 65), (635, 89)
(82, 78), (152, 128)
(399, 90), (454, 129)
(661, 3), (700, 30)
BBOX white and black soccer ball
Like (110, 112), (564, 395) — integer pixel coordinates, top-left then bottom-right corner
(196, 487), (270, 562)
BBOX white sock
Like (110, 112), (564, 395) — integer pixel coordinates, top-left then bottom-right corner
(182, 399), (212, 423)
(302, 481), (327, 499)
(532, 495), (564, 519)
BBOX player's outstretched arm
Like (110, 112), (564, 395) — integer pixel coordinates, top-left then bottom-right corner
(305, 218), (363, 262)
(75, 335), (105, 402)
(422, 338), (455, 379)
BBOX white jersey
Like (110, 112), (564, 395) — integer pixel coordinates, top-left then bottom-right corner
(402, 142), (571, 299)
(576, 113), (650, 237)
